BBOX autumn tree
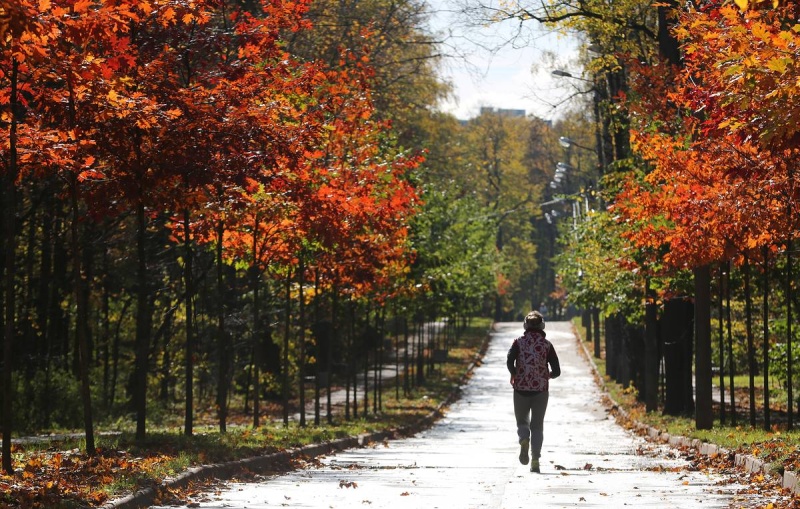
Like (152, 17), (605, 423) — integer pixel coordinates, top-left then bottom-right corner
(283, 0), (448, 144)
(614, 1), (800, 428)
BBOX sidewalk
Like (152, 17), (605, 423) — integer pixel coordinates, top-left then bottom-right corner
(147, 321), (781, 508)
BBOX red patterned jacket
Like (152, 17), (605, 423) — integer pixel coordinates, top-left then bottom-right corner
(507, 330), (560, 392)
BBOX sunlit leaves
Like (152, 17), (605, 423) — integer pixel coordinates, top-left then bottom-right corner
(616, 1), (800, 274)
(0, 0), (422, 295)
(733, 0), (782, 12)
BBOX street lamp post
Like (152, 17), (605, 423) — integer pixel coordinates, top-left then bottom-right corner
(559, 136), (595, 154)
(550, 69), (593, 83)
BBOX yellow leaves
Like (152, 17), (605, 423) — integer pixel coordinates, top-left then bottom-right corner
(733, 0), (781, 11)
(750, 21), (772, 43)
(765, 57), (791, 74)
(22, 456), (43, 480)
(717, 118), (745, 132)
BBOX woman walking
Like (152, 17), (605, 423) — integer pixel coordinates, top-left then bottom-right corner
(507, 311), (561, 473)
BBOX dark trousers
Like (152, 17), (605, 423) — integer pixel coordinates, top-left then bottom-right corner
(514, 390), (549, 458)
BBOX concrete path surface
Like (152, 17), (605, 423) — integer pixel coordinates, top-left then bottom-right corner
(152, 321), (774, 508)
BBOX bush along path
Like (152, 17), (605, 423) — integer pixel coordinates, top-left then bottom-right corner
(572, 323), (800, 506)
(0, 320), (493, 509)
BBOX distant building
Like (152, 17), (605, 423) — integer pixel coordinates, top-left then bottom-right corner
(479, 106), (526, 118)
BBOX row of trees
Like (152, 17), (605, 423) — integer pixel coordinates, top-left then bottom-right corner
(0, 0), (433, 474)
(0, 0), (575, 475)
(465, 0), (800, 430)
(617, 1), (800, 430)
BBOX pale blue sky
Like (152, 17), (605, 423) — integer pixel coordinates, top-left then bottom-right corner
(426, 0), (581, 120)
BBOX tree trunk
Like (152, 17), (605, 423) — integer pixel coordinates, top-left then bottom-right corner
(583, 310), (593, 352)
(786, 236), (793, 430)
(662, 298), (694, 416)
(298, 259), (306, 427)
(134, 203), (151, 441)
(592, 308), (601, 358)
(183, 210), (195, 436)
(2, 59), (19, 475)
(605, 315), (616, 380)
(328, 283), (337, 424)
(762, 246), (771, 430)
(70, 182), (95, 455)
(313, 270), (320, 426)
(102, 250), (111, 409)
(282, 273), (291, 426)
(725, 261), (736, 425)
(416, 318), (425, 386)
(251, 223), (261, 429)
(657, 0), (682, 65)
(717, 268), (726, 424)
(344, 297), (351, 421)
(216, 219), (228, 433)
(644, 281), (659, 412)
(744, 255), (757, 427)
(694, 265), (713, 430)
(363, 308), (370, 417)
(403, 317), (410, 397)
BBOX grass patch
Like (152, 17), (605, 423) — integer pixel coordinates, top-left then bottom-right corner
(571, 318), (800, 475)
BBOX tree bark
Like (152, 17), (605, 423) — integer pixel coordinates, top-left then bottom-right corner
(717, 268), (726, 424)
(251, 220), (261, 429)
(183, 210), (195, 436)
(694, 265), (713, 430)
(644, 281), (659, 412)
(744, 255), (757, 427)
(2, 59), (19, 475)
(70, 182), (95, 455)
(725, 261), (736, 425)
(662, 298), (694, 416)
(762, 246), (771, 430)
(134, 203), (151, 441)
(216, 219), (228, 433)
(298, 258), (306, 427)
(786, 236), (793, 430)
(282, 274), (291, 426)
(592, 308), (601, 358)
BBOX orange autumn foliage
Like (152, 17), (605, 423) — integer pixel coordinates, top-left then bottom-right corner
(615, 1), (800, 272)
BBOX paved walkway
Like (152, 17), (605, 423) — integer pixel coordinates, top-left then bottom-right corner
(152, 322), (773, 508)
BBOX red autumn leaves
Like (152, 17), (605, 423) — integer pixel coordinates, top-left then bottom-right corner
(0, 0), (419, 292)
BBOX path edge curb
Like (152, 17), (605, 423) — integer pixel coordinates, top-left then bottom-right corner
(102, 325), (494, 509)
(571, 323), (800, 497)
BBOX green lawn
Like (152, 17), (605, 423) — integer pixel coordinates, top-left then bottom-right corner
(571, 319), (800, 475)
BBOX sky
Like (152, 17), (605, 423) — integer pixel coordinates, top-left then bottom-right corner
(425, 1), (583, 121)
